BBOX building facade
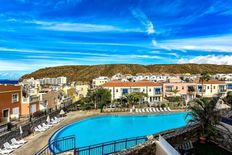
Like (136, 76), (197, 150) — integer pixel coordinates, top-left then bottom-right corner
(0, 85), (21, 122)
(102, 81), (163, 104)
(197, 80), (227, 98)
(163, 82), (197, 103)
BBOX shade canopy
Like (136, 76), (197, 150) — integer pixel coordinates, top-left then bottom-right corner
(19, 126), (23, 135)
(46, 115), (50, 123)
(60, 109), (65, 115)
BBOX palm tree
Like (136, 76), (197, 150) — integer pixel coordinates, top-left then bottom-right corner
(187, 97), (231, 142)
(172, 88), (179, 97)
(199, 72), (210, 97)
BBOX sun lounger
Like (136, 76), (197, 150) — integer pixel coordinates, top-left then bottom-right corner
(130, 109), (133, 113)
(167, 107), (172, 111)
(4, 142), (20, 149)
(164, 107), (168, 112)
(51, 118), (59, 124)
(54, 117), (61, 122)
(159, 107), (164, 112)
(138, 109), (142, 113)
(38, 124), (49, 130)
(11, 139), (23, 146)
(135, 108), (138, 113)
(0, 148), (13, 154)
(142, 109), (145, 113)
(145, 108), (150, 113)
(148, 108), (153, 112)
(11, 138), (27, 145)
(156, 108), (160, 112)
(34, 127), (46, 132)
(42, 123), (52, 129)
(152, 107), (156, 112)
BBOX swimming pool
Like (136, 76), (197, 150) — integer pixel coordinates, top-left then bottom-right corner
(50, 112), (189, 153)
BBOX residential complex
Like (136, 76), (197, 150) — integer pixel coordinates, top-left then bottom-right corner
(102, 81), (163, 103)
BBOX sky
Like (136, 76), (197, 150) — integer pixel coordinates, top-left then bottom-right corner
(0, 0), (232, 79)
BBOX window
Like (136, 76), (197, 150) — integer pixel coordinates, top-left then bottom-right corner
(213, 86), (216, 89)
(182, 86), (184, 90)
(155, 88), (161, 94)
(30, 104), (37, 114)
(12, 107), (19, 115)
(12, 94), (19, 103)
(207, 86), (210, 89)
(116, 89), (118, 92)
(176, 86), (178, 90)
(122, 89), (128, 94)
(149, 89), (151, 92)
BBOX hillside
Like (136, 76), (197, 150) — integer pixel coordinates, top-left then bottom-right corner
(21, 64), (232, 82)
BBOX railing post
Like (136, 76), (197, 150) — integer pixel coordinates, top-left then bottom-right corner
(102, 143), (104, 155)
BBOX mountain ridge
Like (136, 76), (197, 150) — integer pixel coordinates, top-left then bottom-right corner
(20, 64), (232, 82)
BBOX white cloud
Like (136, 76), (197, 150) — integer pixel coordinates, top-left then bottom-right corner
(31, 20), (143, 33)
(152, 34), (232, 52)
(178, 55), (232, 65)
(130, 8), (155, 35)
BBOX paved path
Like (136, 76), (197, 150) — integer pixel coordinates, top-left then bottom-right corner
(12, 110), (101, 155)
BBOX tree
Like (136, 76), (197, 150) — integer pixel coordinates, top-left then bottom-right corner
(125, 92), (148, 106)
(199, 72), (210, 97)
(89, 88), (111, 112)
(172, 89), (179, 97)
(187, 97), (231, 139)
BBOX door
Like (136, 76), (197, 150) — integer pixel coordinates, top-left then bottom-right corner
(2, 109), (9, 122)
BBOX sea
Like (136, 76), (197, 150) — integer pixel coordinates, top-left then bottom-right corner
(0, 79), (18, 84)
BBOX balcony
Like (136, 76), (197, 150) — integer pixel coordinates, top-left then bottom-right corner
(154, 91), (161, 95)
(219, 89), (227, 93)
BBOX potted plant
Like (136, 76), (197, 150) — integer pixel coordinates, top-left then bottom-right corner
(186, 97), (230, 144)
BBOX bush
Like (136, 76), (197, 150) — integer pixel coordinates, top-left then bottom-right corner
(161, 103), (166, 108)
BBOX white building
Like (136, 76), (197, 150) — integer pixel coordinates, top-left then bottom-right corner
(197, 80), (227, 98)
(39, 76), (67, 86)
(92, 76), (110, 88)
(102, 81), (163, 104)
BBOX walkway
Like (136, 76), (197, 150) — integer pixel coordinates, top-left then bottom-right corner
(12, 110), (101, 155)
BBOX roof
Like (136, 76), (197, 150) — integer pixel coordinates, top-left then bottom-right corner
(102, 81), (162, 87)
(0, 85), (21, 92)
(198, 80), (226, 84)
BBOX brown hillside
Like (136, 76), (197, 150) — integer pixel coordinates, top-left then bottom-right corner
(21, 64), (232, 82)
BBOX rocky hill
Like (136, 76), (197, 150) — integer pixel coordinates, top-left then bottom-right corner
(21, 64), (232, 82)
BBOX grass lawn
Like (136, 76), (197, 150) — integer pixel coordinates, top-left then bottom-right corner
(193, 142), (231, 155)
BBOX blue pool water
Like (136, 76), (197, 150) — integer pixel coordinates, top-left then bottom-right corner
(50, 112), (189, 151)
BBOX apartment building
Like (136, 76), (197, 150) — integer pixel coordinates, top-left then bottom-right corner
(76, 84), (89, 100)
(92, 76), (110, 88)
(21, 95), (40, 117)
(39, 76), (67, 85)
(0, 85), (21, 122)
(197, 80), (227, 98)
(163, 82), (197, 102)
(39, 90), (60, 111)
(102, 81), (163, 104)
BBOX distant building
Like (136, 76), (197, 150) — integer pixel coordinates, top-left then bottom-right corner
(92, 76), (110, 88)
(39, 76), (67, 86)
(76, 84), (90, 100)
(102, 81), (163, 104)
(163, 82), (197, 103)
(197, 80), (227, 97)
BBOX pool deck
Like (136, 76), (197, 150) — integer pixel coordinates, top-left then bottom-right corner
(12, 109), (184, 155)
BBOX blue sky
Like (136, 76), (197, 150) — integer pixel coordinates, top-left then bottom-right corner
(0, 0), (232, 79)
